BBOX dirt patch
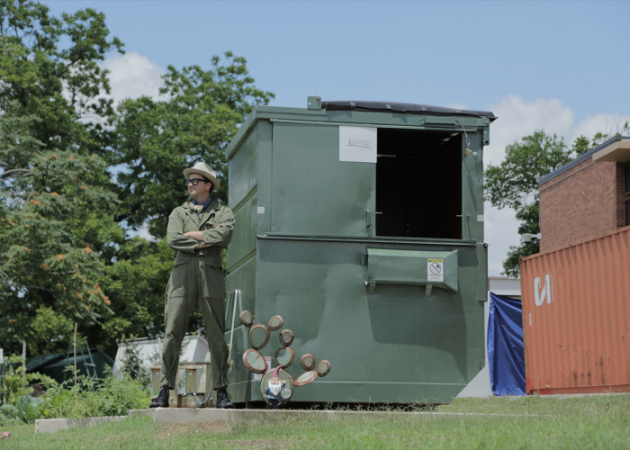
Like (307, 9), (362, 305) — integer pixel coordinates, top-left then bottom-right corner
(220, 439), (299, 449)
(156, 421), (232, 440)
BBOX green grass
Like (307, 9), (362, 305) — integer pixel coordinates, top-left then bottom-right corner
(1, 394), (629, 449)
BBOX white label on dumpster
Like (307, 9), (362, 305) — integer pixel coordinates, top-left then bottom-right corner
(427, 258), (444, 282)
(339, 126), (377, 163)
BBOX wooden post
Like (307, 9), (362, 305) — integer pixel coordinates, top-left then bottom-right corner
(74, 323), (77, 406)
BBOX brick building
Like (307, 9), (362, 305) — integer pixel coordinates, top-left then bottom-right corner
(538, 136), (630, 252)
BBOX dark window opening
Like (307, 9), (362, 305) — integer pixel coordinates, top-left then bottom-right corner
(376, 129), (462, 239)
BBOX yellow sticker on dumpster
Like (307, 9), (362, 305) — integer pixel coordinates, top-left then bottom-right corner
(427, 259), (444, 282)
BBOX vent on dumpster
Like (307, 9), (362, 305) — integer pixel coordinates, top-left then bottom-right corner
(376, 129), (462, 239)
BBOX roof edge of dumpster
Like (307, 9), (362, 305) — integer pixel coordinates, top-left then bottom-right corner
(322, 100), (497, 120)
(226, 100), (497, 159)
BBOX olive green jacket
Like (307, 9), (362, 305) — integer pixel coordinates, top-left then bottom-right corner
(166, 198), (235, 268)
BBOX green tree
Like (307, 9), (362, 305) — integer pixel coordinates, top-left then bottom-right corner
(574, 121), (630, 156)
(0, 1), (124, 356)
(571, 135), (591, 156)
(485, 125), (630, 277)
(110, 53), (274, 237)
(97, 238), (175, 354)
(484, 131), (572, 277)
(0, 0), (124, 155)
(99, 54), (273, 350)
(1, 1), (276, 358)
(0, 109), (120, 355)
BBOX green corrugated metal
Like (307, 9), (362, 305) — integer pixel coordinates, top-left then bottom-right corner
(225, 98), (493, 404)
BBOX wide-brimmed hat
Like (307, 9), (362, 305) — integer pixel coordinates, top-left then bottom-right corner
(183, 162), (220, 191)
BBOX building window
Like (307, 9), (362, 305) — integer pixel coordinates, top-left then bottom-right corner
(625, 165), (630, 226)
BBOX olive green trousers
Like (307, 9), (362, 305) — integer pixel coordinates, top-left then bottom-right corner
(160, 255), (228, 390)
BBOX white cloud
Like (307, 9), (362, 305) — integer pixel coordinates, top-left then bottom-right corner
(484, 95), (575, 167)
(571, 114), (630, 143)
(485, 202), (521, 277)
(102, 52), (165, 104)
(134, 223), (156, 242)
(482, 95), (630, 277)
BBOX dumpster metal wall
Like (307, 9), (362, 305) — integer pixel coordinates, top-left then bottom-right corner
(225, 99), (495, 404)
(520, 226), (630, 395)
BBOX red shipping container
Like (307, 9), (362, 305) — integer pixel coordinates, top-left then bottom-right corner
(520, 226), (630, 395)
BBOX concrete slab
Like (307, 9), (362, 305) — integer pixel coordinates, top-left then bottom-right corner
(35, 416), (127, 434)
(36, 404), (554, 434)
(135, 408), (544, 425)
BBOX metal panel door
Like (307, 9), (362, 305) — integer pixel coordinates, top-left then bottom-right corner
(271, 122), (376, 236)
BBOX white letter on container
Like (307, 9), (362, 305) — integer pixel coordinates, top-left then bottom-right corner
(534, 275), (551, 306)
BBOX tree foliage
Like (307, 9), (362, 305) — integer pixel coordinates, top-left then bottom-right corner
(111, 54), (274, 237)
(485, 125), (629, 277)
(485, 131), (571, 277)
(0, 0), (124, 154)
(1, 1), (274, 358)
(0, 108), (120, 356)
(0, 1), (121, 356)
(97, 238), (175, 353)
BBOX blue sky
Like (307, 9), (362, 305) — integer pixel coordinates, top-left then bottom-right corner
(42, 1), (630, 276)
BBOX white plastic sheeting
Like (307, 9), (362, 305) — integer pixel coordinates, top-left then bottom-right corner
(113, 334), (209, 393)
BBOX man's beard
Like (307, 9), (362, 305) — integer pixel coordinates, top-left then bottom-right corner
(269, 381), (282, 395)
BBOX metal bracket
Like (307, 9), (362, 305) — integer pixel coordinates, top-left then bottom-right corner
(365, 210), (371, 228)
(307, 96), (321, 110)
(365, 280), (376, 294)
(425, 285), (433, 297)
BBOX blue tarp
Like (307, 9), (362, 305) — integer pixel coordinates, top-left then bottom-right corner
(488, 292), (525, 396)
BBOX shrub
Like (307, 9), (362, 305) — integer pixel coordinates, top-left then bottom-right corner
(1, 355), (55, 405)
(0, 405), (19, 426)
(38, 366), (150, 419)
(120, 335), (151, 388)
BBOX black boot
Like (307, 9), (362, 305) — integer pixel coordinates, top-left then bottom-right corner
(216, 388), (234, 409)
(267, 399), (281, 409)
(150, 386), (170, 408)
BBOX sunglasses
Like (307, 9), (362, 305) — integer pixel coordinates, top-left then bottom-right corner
(186, 179), (209, 187)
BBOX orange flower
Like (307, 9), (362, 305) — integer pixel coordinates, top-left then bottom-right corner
(84, 304), (89, 310)
(73, 290), (83, 300)
(57, 283), (66, 292)
(52, 154), (58, 160)
(50, 192), (59, 197)
(23, 247), (31, 253)
(73, 272), (86, 282)
(25, 224), (30, 228)
(103, 296), (111, 306)
(69, 156), (74, 160)
(8, 220), (15, 226)
(41, 263), (51, 271)
(56, 254), (65, 260)
(80, 186), (86, 189)
(8, 319), (16, 325)
(83, 247), (92, 255)
(29, 199), (40, 206)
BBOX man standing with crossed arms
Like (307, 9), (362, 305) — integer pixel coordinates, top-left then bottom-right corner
(150, 162), (235, 409)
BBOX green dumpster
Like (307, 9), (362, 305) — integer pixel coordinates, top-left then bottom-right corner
(225, 98), (496, 404)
